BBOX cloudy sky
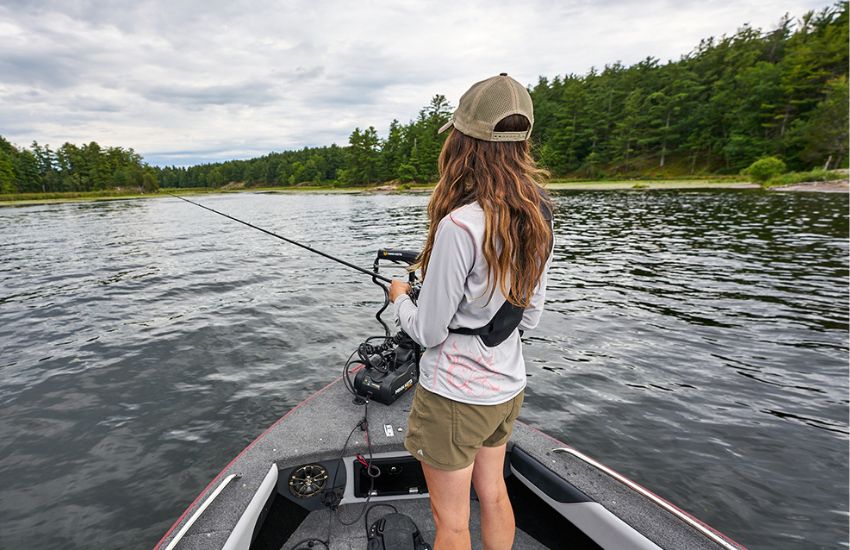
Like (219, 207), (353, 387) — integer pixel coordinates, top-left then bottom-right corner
(0, 0), (829, 166)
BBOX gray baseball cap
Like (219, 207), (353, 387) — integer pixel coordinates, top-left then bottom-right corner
(438, 73), (534, 142)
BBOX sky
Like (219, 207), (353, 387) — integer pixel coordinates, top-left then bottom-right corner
(0, 0), (832, 166)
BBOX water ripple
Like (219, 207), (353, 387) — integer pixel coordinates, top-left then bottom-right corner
(0, 190), (846, 549)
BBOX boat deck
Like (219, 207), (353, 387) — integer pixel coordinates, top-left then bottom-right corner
(280, 497), (548, 550)
(157, 374), (740, 550)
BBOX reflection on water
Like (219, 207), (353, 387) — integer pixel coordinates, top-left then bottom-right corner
(0, 190), (846, 549)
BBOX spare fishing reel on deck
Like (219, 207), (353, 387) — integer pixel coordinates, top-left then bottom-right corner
(346, 249), (423, 406)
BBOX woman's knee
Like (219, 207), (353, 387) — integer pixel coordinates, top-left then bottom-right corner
(431, 506), (470, 532)
(438, 522), (471, 537)
(473, 476), (509, 504)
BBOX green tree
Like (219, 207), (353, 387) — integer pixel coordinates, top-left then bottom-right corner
(743, 156), (787, 182)
(347, 126), (381, 184)
(14, 149), (42, 192)
(791, 75), (849, 168)
(397, 163), (417, 182)
(611, 88), (644, 170)
(142, 169), (158, 192)
(0, 153), (16, 193)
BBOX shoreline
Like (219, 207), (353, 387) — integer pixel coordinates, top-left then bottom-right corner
(547, 180), (758, 190)
(1, 179), (846, 208)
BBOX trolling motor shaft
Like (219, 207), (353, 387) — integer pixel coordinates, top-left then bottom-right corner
(372, 249), (419, 337)
(350, 249), (423, 405)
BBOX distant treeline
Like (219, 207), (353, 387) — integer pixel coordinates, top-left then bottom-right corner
(0, 136), (157, 194)
(0, 3), (846, 194)
(156, 95), (452, 189)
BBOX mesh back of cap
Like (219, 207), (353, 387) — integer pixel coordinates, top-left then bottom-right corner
(450, 74), (533, 141)
(476, 79), (516, 125)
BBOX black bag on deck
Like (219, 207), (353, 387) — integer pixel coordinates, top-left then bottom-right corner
(367, 513), (431, 550)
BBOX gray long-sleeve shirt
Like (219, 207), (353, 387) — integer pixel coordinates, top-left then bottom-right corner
(393, 201), (553, 405)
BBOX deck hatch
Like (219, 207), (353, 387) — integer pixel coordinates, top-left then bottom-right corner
(354, 456), (428, 497)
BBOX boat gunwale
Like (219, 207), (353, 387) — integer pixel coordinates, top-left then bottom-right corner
(153, 372), (348, 550)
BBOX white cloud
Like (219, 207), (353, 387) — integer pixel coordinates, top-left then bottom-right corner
(0, 0), (830, 165)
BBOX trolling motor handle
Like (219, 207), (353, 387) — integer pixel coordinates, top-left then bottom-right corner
(375, 248), (419, 288)
(376, 249), (420, 265)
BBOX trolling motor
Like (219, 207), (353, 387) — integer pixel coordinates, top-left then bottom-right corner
(348, 249), (423, 406)
(168, 195), (432, 546)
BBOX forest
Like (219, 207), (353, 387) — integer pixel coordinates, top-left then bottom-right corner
(0, 137), (157, 194)
(0, 3), (846, 193)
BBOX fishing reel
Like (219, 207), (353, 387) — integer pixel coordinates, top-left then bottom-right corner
(346, 249), (423, 406)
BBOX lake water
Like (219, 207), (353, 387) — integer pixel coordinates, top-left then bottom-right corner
(0, 190), (847, 549)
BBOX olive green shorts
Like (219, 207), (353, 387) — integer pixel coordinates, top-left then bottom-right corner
(404, 385), (524, 471)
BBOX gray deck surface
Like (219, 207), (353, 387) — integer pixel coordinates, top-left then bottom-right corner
(158, 376), (740, 550)
(280, 497), (547, 550)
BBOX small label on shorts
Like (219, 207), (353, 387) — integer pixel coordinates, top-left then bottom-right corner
(383, 424), (394, 437)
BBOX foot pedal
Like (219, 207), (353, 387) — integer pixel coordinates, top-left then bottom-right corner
(367, 512), (431, 550)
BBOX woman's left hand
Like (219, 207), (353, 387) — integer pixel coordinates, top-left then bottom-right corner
(389, 279), (411, 303)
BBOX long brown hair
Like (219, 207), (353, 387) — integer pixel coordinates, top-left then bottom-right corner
(416, 114), (553, 308)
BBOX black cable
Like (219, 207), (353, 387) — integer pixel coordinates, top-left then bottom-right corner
(357, 334), (404, 373)
(326, 506), (332, 549)
(327, 419), (364, 505)
(335, 401), (382, 527)
(342, 349), (362, 396)
(364, 401), (380, 479)
(347, 335), (397, 386)
(335, 476), (375, 526)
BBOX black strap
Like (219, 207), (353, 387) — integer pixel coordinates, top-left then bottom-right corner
(449, 194), (553, 348)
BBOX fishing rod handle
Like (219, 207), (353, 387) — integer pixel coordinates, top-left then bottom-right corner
(376, 249), (420, 265)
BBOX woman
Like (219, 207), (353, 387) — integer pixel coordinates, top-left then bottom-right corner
(388, 73), (554, 550)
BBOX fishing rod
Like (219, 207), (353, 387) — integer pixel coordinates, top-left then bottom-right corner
(168, 191), (423, 407)
(166, 192), (394, 284)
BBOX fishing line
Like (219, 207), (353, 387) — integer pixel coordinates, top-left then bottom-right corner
(166, 192), (394, 284)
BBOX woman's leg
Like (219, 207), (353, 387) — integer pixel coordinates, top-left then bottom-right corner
(421, 461), (475, 550)
(471, 443), (514, 550)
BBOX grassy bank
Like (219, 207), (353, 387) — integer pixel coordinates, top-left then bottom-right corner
(547, 178), (756, 190)
(0, 186), (241, 207)
(761, 168), (848, 188)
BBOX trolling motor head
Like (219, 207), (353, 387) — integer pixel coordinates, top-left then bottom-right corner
(346, 249), (423, 406)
